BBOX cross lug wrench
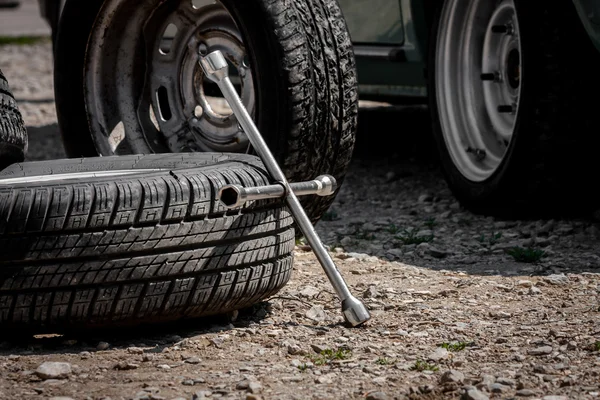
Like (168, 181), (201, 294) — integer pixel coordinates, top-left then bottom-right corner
(199, 50), (370, 327)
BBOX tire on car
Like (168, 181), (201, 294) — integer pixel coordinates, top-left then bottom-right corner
(428, 0), (600, 218)
(0, 68), (27, 170)
(53, 0), (358, 225)
(0, 153), (294, 332)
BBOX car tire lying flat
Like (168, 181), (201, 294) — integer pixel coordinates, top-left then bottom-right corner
(0, 153), (294, 332)
(0, 68), (27, 170)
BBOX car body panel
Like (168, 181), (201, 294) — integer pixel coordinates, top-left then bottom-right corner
(339, 0), (600, 101)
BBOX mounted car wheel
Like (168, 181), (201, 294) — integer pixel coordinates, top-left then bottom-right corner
(428, 0), (600, 217)
(54, 0), (358, 225)
(0, 68), (27, 170)
(0, 153), (294, 332)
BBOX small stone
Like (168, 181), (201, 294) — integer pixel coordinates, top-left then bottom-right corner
(428, 347), (450, 362)
(517, 280), (533, 287)
(236, 380), (250, 390)
(543, 274), (569, 286)
(418, 193), (434, 203)
(79, 351), (91, 359)
(142, 354), (155, 362)
(287, 344), (302, 355)
(542, 396), (569, 400)
(363, 286), (380, 299)
(489, 311), (512, 319)
(49, 397), (75, 400)
(35, 362), (72, 380)
(299, 286), (320, 298)
(192, 391), (212, 400)
(316, 376), (333, 384)
(246, 395), (261, 400)
(462, 387), (489, 400)
(306, 306), (326, 322)
(210, 337), (225, 348)
(184, 357), (201, 365)
(182, 380), (195, 386)
(127, 347), (144, 354)
(311, 344), (329, 353)
(113, 362), (139, 370)
(496, 377), (516, 387)
(96, 342), (110, 351)
(479, 374), (495, 387)
(516, 389), (538, 397)
(156, 364), (171, 370)
(490, 383), (510, 393)
(529, 286), (542, 295)
(528, 346), (553, 356)
(248, 381), (262, 394)
(440, 370), (465, 384)
(366, 391), (389, 400)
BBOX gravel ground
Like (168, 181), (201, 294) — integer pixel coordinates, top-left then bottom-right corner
(1, 41), (600, 400)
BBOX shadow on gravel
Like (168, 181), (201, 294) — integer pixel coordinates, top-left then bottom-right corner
(0, 302), (272, 356)
(315, 105), (600, 278)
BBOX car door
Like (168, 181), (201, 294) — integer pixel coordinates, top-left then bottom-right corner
(338, 0), (429, 102)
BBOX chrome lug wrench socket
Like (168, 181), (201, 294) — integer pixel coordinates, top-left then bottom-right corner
(199, 50), (370, 327)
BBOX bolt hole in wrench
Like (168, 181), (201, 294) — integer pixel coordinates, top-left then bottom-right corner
(199, 50), (370, 327)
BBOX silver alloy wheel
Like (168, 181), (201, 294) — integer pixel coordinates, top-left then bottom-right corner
(84, 0), (255, 155)
(435, 0), (522, 182)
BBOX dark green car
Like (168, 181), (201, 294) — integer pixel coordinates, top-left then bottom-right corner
(40, 0), (600, 218)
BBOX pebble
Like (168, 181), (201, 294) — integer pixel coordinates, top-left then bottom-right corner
(366, 391), (389, 400)
(35, 362), (72, 380)
(428, 347), (449, 362)
(311, 344), (329, 353)
(440, 370), (465, 384)
(184, 357), (201, 364)
(489, 383), (510, 393)
(542, 396), (569, 400)
(462, 387), (489, 400)
(516, 389), (538, 397)
(287, 344), (303, 355)
(96, 342), (110, 351)
(248, 381), (262, 394)
(496, 377), (516, 387)
(192, 391), (212, 400)
(113, 362), (139, 370)
(306, 306), (326, 322)
(543, 274), (569, 286)
(528, 346), (553, 356)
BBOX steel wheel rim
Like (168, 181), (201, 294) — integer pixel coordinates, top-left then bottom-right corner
(435, 0), (522, 182)
(84, 0), (255, 155)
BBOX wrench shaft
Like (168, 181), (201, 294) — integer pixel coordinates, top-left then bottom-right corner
(218, 75), (355, 301)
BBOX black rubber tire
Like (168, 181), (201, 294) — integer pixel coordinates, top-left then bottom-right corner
(53, 0), (358, 226)
(428, 0), (600, 218)
(0, 153), (294, 332)
(0, 68), (27, 170)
